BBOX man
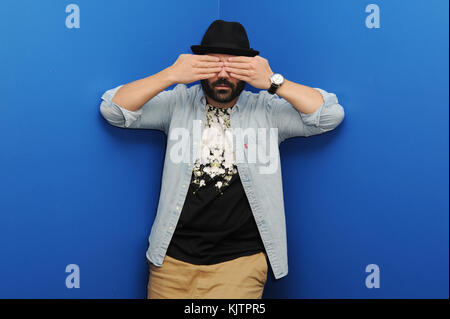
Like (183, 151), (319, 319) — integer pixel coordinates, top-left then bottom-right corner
(100, 20), (345, 299)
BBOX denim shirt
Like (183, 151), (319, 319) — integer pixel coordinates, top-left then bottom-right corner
(100, 82), (344, 279)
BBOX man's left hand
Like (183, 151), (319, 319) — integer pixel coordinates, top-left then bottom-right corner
(223, 56), (273, 90)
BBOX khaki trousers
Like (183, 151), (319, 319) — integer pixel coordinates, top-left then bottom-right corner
(147, 252), (268, 299)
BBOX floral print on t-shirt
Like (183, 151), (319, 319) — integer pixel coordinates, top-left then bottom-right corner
(191, 104), (237, 196)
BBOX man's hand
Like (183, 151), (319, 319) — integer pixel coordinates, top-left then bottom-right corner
(223, 55), (273, 90)
(167, 54), (224, 84)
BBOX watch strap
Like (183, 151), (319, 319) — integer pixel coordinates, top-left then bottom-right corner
(268, 83), (279, 94)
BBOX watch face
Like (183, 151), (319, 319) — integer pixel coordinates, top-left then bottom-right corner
(271, 73), (284, 85)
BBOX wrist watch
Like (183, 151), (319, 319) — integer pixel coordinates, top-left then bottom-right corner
(268, 73), (285, 94)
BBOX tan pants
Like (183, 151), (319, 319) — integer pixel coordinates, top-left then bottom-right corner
(147, 252), (268, 299)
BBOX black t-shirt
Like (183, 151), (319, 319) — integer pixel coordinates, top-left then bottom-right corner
(166, 104), (265, 265)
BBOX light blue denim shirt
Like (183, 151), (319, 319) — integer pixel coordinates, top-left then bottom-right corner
(99, 83), (344, 279)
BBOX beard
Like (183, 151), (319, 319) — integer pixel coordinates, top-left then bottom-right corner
(200, 78), (246, 104)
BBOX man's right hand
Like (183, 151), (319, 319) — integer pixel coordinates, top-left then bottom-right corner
(109, 54), (223, 112)
(167, 54), (223, 84)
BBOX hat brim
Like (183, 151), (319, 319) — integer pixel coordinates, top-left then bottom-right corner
(191, 45), (259, 57)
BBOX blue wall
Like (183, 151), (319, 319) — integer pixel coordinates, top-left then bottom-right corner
(0, 0), (448, 298)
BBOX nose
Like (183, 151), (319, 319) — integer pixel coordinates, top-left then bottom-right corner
(217, 64), (230, 78)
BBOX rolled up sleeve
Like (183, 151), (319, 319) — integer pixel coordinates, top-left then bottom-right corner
(100, 85), (144, 128)
(269, 87), (345, 143)
(99, 83), (184, 134)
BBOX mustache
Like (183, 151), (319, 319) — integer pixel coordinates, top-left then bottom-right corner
(213, 81), (233, 88)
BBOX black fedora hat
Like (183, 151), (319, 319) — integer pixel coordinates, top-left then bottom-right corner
(191, 20), (259, 57)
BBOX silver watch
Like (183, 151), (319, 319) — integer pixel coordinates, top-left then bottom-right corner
(268, 73), (284, 94)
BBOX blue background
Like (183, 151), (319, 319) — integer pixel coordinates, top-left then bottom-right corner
(0, 0), (448, 298)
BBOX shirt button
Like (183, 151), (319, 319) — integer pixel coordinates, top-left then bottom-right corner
(169, 226), (173, 231)
(182, 184), (186, 188)
(176, 205), (180, 210)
